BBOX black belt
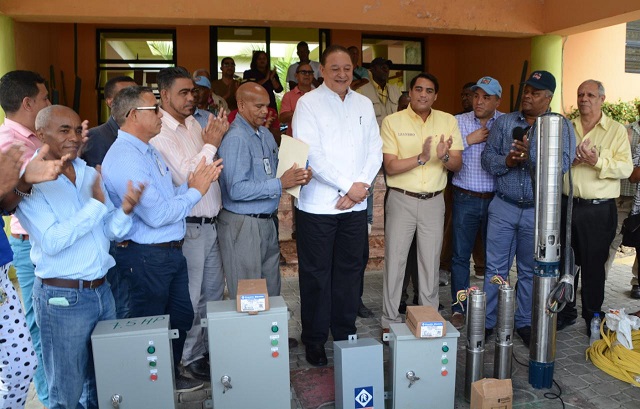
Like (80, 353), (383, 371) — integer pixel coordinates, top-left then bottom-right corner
(390, 187), (442, 200)
(247, 212), (278, 219)
(572, 197), (614, 205)
(496, 192), (534, 209)
(453, 186), (494, 200)
(116, 240), (184, 249)
(42, 277), (106, 289)
(186, 216), (217, 224)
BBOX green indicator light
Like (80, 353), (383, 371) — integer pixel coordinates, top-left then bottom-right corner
(442, 345), (449, 352)
(271, 339), (279, 346)
(147, 346), (156, 354)
(271, 325), (279, 333)
(149, 361), (157, 367)
(442, 358), (449, 364)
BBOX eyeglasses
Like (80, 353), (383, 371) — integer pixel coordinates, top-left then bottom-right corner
(126, 104), (160, 117)
(296, 70), (314, 75)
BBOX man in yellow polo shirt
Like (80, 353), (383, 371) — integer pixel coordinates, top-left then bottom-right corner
(557, 79), (632, 336)
(380, 73), (463, 331)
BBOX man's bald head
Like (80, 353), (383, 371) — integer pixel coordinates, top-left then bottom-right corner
(35, 105), (83, 160)
(237, 82), (270, 130)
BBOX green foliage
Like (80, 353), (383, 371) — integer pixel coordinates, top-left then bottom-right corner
(566, 98), (640, 124)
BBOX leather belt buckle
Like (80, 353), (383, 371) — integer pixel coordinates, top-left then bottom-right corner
(419, 193), (429, 200)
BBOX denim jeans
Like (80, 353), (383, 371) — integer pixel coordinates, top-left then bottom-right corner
(9, 236), (49, 407)
(33, 278), (115, 409)
(450, 190), (491, 314)
(107, 242), (131, 319)
(483, 197), (534, 329)
(116, 243), (193, 373)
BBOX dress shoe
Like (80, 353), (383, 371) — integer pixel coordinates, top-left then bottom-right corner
(631, 285), (640, 299)
(288, 337), (299, 349)
(484, 328), (494, 342)
(305, 344), (328, 367)
(398, 300), (407, 314)
(183, 357), (211, 382)
(358, 301), (375, 318)
(556, 317), (576, 331)
(175, 373), (204, 392)
(516, 326), (532, 348)
(450, 312), (465, 330)
(439, 269), (450, 286)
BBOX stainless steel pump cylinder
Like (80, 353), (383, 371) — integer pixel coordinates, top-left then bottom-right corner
(494, 285), (515, 379)
(464, 290), (486, 402)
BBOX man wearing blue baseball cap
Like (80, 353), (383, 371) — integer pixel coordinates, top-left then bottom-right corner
(193, 75), (229, 130)
(481, 70), (575, 347)
(449, 76), (503, 330)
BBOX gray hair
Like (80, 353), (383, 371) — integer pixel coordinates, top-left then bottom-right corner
(111, 86), (154, 126)
(35, 105), (57, 131)
(544, 89), (554, 99)
(583, 79), (606, 97)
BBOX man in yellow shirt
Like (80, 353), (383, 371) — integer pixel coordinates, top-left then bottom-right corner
(557, 80), (632, 336)
(380, 73), (463, 331)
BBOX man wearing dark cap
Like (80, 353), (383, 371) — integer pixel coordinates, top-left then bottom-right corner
(449, 76), (503, 330)
(358, 57), (402, 127)
(481, 70), (575, 348)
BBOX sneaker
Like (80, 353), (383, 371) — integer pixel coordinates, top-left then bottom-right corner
(451, 312), (465, 330)
(175, 374), (204, 393)
(439, 270), (450, 286)
(516, 326), (532, 348)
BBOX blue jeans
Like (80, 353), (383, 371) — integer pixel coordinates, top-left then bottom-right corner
(450, 189), (491, 314)
(116, 243), (193, 373)
(33, 278), (115, 409)
(9, 236), (49, 407)
(107, 242), (131, 319)
(483, 197), (534, 329)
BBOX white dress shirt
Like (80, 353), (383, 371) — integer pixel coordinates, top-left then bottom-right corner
(292, 83), (382, 215)
(150, 108), (222, 218)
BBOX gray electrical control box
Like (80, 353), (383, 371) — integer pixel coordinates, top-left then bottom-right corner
(91, 315), (178, 409)
(205, 295), (290, 409)
(389, 322), (460, 409)
(334, 337), (384, 409)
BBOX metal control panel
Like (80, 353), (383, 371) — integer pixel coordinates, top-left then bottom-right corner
(204, 296), (290, 409)
(389, 322), (460, 409)
(91, 315), (178, 409)
(334, 336), (384, 409)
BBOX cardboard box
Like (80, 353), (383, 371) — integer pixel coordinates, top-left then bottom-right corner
(470, 378), (513, 409)
(236, 279), (270, 314)
(405, 305), (446, 338)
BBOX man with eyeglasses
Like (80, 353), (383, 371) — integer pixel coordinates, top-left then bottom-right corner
(280, 63), (314, 137)
(149, 66), (229, 383)
(286, 41), (323, 91)
(212, 57), (241, 111)
(102, 85), (222, 393)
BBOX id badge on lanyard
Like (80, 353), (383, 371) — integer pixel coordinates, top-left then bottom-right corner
(263, 158), (272, 175)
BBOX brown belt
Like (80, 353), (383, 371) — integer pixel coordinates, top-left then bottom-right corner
(116, 240), (184, 249)
(454, 186), (494, 200)
(11, 233), (29, 241)
(390, 187), (442, 200)
(41, 277), (106, 289)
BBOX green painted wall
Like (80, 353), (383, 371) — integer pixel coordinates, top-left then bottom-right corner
(531, 35), (563, 113)
(0, 16), (17, 122)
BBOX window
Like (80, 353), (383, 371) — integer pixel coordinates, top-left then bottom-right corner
(96, 29), (177, 122)
(361, 36), (424, 91)
(626, 20), (640, 74)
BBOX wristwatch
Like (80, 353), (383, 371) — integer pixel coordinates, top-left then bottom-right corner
(441, 153), (450, 163)
(417, 154), (426, 166)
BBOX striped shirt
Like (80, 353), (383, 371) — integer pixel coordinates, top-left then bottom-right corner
(102, 130), (202, 244)
(481, 111), (575, 202)
(452, 110), (503, 193)
(150, 108), (222, 218)
(17, 158), (132, 280)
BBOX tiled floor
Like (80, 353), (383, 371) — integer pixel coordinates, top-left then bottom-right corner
(22, 253), (640, 409)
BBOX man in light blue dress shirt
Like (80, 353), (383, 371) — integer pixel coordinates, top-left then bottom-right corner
(102, 86), (221, 393)
(17, 105), (144, 409)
